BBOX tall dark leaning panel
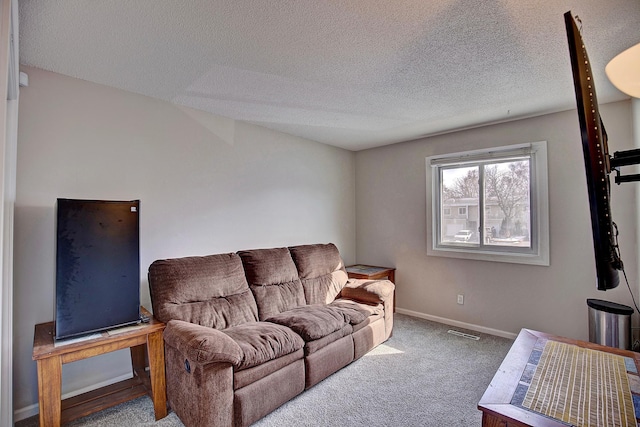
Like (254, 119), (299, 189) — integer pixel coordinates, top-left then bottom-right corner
(55, 198), (141, 340)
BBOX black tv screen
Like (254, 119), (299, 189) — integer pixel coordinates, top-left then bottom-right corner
(55, 199), (141, 339)
(564, 12), (622, 290)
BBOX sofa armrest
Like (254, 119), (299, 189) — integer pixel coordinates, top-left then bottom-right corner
(163, 320), (243, 366)
(341, 279), (395, 305)
(342, 279), (395, 339)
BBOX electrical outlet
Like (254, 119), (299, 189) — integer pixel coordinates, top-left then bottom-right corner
(457, 294), (464, 305)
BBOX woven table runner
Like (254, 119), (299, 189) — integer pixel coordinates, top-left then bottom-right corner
(522, 340), (635, 427)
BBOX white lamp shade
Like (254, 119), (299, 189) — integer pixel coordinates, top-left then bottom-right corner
(605, 42), (640, 98)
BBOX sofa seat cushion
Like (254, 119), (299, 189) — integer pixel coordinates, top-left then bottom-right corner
(265, 304), (348, 341)
(222, 322), (304, 370)
(329, 299), (381, 325)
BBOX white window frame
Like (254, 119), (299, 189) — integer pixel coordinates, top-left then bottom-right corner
(426, 141), (549, 266)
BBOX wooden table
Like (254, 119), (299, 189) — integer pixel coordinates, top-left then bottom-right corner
(478, 328), (640, 427)
(345, 264), (396, 311)
(32, 307), (167, 426)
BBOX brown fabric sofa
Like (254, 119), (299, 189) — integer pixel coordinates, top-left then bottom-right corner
(148, 243), (394, 427)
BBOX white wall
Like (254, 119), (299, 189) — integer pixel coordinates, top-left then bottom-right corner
(356, 101), (638, 341)
(13, 67), (356, 416)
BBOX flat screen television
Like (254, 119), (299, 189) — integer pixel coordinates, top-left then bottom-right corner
(564, 11), (622, 290)
(55, 198), (141, 339)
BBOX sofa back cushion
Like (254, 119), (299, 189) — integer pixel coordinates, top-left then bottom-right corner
(288, 243), (348, 305)
(148, 253), (259, 329)
(238, 247), (305, 321)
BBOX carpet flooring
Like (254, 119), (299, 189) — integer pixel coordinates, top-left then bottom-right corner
(17, 314), (513, 426)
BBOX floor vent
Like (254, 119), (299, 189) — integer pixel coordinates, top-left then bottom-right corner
(447, 329), (480, 340)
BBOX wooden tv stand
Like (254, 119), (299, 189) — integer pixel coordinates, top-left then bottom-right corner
(32, 307), (167, 427)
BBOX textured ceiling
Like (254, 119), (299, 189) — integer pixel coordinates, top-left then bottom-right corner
(17, 1), (640, 151)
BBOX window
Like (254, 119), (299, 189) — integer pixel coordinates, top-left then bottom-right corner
(426, 142), (549, 266)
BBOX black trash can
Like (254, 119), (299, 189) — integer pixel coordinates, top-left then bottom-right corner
(587, 299), (634, 350)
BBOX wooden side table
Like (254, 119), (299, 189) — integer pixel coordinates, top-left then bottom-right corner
(32, 307), (167, 427)
(345, 264), (396, 311)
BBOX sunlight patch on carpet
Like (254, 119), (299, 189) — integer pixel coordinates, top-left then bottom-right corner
(363, 343), (404, 356)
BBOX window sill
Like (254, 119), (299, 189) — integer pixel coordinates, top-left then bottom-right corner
(426, 245), (549, 266)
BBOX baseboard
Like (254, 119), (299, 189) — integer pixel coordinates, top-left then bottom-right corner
(13, 373), (133, 422)
(396, 308), (518, 340)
